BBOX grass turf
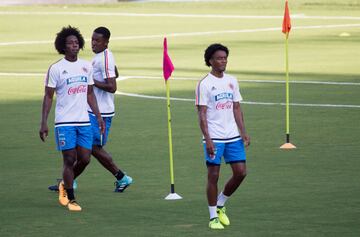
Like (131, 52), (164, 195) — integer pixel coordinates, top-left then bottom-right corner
(0, 1), (359, 236)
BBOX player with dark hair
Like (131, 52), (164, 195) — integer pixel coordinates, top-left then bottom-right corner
(204, 43), (229, 67)
(90, 26), (133, 191)
(40, 26), (104, 211)
(54, 26), (85, 54)
(48, 26), (132, 193)
(196, 43), (250, 229)
(93, 26), (111, 40)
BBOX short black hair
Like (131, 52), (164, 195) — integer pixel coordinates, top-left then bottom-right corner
(204, 43), (229, 67)
(94, 26), (111, 40)
(54, 26), (84, 55)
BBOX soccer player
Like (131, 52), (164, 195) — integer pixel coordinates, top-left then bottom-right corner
(195, 43), (250, 229)
(40, 26), (105, 211)
(48, 27), (133, 193)
(89, 26), (133, 192)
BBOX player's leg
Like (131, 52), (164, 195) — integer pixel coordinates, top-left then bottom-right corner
(204, 142), (225, 229)
(55, 126), (77, 207)
(92, 145), (119, 175)
(90, 115), (117, 173)
(91, 116), (132, 192)
(223, 162), (246, 196)
(73, 125), (93, 179)
(61, 148), (77, 205)
(222, 140), (247, 196)
(217, 140), (247, 225)
(207, 164), (220, 206)
(207, 164), (224, 229)
(73, 146), (91, 179)
(61, 125), (93, 212)
(64, 149), (86, 212)
(92, 145), (133, 192)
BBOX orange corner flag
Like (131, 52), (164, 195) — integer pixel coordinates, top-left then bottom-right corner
(163, 37), (174, 81)
(282, 1), (291, 36)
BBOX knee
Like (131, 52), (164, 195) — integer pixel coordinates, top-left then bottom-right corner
(208, 170), (220, 183)
(79, 156), (91, 166)
(63, 155), (76, 168)
(233, 169), (247, 181)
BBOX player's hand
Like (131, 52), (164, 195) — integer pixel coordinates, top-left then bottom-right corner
(39, 124), (48, 142)
(98, 118), (105, 134)
(243, 134), (251, 148)
(205, 139), (216, 160)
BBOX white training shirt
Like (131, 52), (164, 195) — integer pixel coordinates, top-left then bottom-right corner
(88, 49), (116, 117)
(45, 58), (94, 127)
(195, 73), (243, 143)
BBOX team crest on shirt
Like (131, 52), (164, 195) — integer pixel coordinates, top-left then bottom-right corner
(82, 67), (88, 73)
(229, 83), (234, 90)
(62, 70), (68, 75)
(211, 86), (217, 91)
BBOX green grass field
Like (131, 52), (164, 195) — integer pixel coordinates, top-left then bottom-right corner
(0, 0), (360, 236)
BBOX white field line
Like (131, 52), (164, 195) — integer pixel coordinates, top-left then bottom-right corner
(1, 72), (359, 86)
(0, 72), (44, 77)
(0, 72), (357, 108)
(115, 91), (360, 109)
(1, 11), (360, 20)
(1, 24), (360, 46)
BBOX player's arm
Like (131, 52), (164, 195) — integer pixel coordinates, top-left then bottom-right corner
(87, 85), (105, 134)
(233, 102), (250, 147)
(93, 66), (119, 93)
(39, 86), (55, 142)
(197, 105), (215, 158)
(93, 77), (117, 93)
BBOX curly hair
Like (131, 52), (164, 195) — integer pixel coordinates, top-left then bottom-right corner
(94, 26), (111, 40)
(204, 43), (229, 67)
(54, 26), (85, 55)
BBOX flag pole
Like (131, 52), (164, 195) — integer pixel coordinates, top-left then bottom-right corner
(163, 37), (182, 200)
(280, 0), (296, 149)
(166, 80), (175, 194)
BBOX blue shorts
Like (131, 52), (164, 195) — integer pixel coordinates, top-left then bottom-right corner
(90, 115), (112, 146)
(203, 140), (246, 166)
(55, 125), (92, 151)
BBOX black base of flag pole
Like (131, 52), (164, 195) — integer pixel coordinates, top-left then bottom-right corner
(280, 133), (296, 149)
(165, 184), (182, 200)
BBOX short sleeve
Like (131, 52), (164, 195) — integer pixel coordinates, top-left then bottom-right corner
(87, 64), (94, 85)
(44, 65), (58, 88)
(195, 80), (209, 106)
(102, 50), (116, 79)
(232, 78), (243, 102)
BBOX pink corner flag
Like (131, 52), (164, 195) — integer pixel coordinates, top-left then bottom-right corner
(163, 37), (174, 81)
(282, 1), (291, 37)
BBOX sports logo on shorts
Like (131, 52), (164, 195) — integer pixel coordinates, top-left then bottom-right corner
(58, 133), (66, 147)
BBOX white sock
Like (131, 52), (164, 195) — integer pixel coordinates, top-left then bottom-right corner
(208, 206), (218, 220)
(217, 192), (229, 207)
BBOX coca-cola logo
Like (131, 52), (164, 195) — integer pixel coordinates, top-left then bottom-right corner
(68, 85), (87, 95)
(216, 101), (233, 110)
